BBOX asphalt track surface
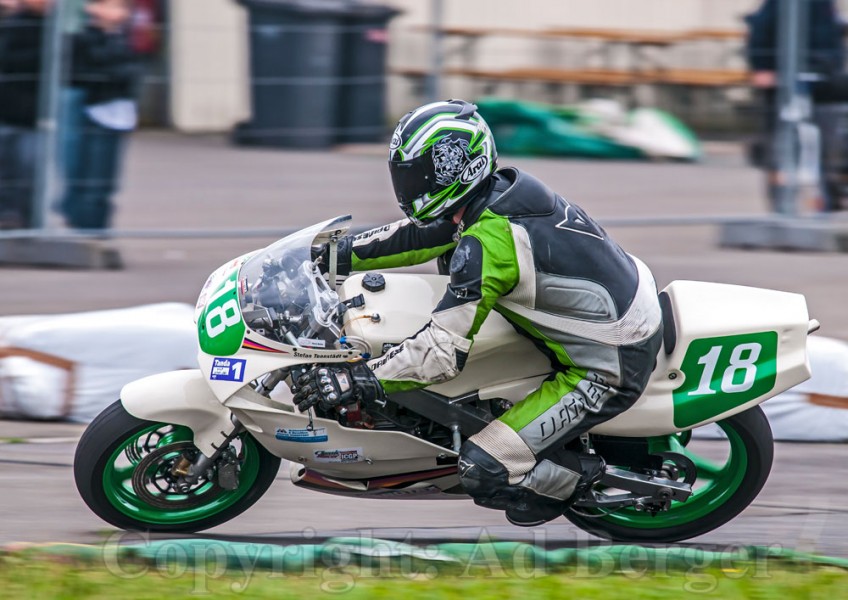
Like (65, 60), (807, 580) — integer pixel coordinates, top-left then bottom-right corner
(1, 133), (847, 556)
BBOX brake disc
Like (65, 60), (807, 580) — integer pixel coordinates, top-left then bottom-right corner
(131, 441), (224, 510)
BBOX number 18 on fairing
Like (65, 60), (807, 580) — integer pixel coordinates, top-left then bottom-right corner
(672, 332), (778, 428)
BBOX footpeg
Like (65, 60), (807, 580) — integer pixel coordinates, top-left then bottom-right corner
(601, 467), (693, 502)
(572, 467), (692, 512)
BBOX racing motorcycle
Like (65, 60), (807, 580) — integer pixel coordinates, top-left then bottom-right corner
(74, 216), (817, 542)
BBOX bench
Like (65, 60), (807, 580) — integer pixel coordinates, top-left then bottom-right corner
(391, 66), (750, 89)
(394, 25), (749, 90)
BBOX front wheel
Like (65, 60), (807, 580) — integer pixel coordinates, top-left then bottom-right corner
(567, 406), (774, 543)
(74, 400), (280, 532)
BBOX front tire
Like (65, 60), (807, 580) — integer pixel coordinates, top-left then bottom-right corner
(74, 400), (280, 532)
(567, 406), (773, 543)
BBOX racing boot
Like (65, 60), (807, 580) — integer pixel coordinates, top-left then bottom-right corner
(505, 453), (605, 527)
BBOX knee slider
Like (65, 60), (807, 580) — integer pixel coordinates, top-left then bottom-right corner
(457, 441), (510, 500)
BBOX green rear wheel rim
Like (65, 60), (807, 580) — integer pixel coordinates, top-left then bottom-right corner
(102, 424), (261, 525)
(594, 420), (748, 529)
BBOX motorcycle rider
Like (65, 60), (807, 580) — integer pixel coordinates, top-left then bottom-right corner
(293, 99), (664, 527)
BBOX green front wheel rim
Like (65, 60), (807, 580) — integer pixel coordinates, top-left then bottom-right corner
(102, 424), (262, 526)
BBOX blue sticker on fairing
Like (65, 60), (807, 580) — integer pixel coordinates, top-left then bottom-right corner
(210, 357), (247, 382)
(275, 427), (329, 443)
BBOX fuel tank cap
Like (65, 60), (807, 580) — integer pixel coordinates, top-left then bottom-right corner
(362, 273), (386, 293)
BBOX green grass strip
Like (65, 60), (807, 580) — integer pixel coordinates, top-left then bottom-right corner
(5, 538), (848, 572)
(1, 553), (848, 599)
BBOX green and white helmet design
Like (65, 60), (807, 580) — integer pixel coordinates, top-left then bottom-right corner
(388, 99), (497, 225)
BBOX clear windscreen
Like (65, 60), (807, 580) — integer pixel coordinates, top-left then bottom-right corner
(237, 216), (350, 349)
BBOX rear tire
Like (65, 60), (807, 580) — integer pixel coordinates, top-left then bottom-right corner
(566, 406), (773, 543)
(74, 400), (280, 532)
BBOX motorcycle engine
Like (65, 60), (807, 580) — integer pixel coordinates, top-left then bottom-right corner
(335, 401), (372, 429)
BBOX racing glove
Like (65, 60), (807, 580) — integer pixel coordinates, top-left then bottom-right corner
(291, 360), (384, 412)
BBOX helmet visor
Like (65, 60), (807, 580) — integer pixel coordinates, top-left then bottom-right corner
(389, 153), (437, 209)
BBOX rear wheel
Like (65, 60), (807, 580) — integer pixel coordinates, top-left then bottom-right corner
(74, 400), (280, 532)
(566, 406), (773, 543)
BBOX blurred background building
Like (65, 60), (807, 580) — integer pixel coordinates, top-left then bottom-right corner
(170, 0), (755, 134)
(1, 0), (847, 243)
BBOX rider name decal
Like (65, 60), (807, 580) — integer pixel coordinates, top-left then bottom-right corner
(291, 349), (354, 360)
(210, 357), (247, 382)
(313, 448), (364, 464)
(275, 427), (328, 443)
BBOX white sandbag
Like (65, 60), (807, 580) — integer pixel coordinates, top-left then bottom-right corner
(694, 336), (848, 442)
(0, 303), (197, 422)
(0, 356), (68, 420)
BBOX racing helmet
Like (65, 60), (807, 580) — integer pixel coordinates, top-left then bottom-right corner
(388, 99), (497, 225)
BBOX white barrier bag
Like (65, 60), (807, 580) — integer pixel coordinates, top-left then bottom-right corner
(0, 303), (197, 422)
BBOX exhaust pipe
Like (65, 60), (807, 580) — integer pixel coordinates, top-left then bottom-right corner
(288, 463), (461, 499)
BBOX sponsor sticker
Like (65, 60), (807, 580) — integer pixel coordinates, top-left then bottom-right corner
(313, 448), (364, 464)
(297, 337), (327, 349)
(275, 427), (328, 443)
(210, 357), (247, 382)
(460, 155), (489, 184)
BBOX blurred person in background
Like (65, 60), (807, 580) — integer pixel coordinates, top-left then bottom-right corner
(59, 0), (139, 230)
(0, 0), (52, 229)
(0, 0), (20, 17)
(746, 0), (848, 211)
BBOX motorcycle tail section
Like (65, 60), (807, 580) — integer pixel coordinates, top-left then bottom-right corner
(593, 280), (812, 436)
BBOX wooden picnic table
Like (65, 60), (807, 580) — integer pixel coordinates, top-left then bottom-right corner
(542, 27), (684, 45)
(413, 25), (746, 43)
(396, 26), (750, 92)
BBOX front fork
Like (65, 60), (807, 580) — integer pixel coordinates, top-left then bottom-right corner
(171, 417), (245, 491)
(170, 368), (294, 491)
